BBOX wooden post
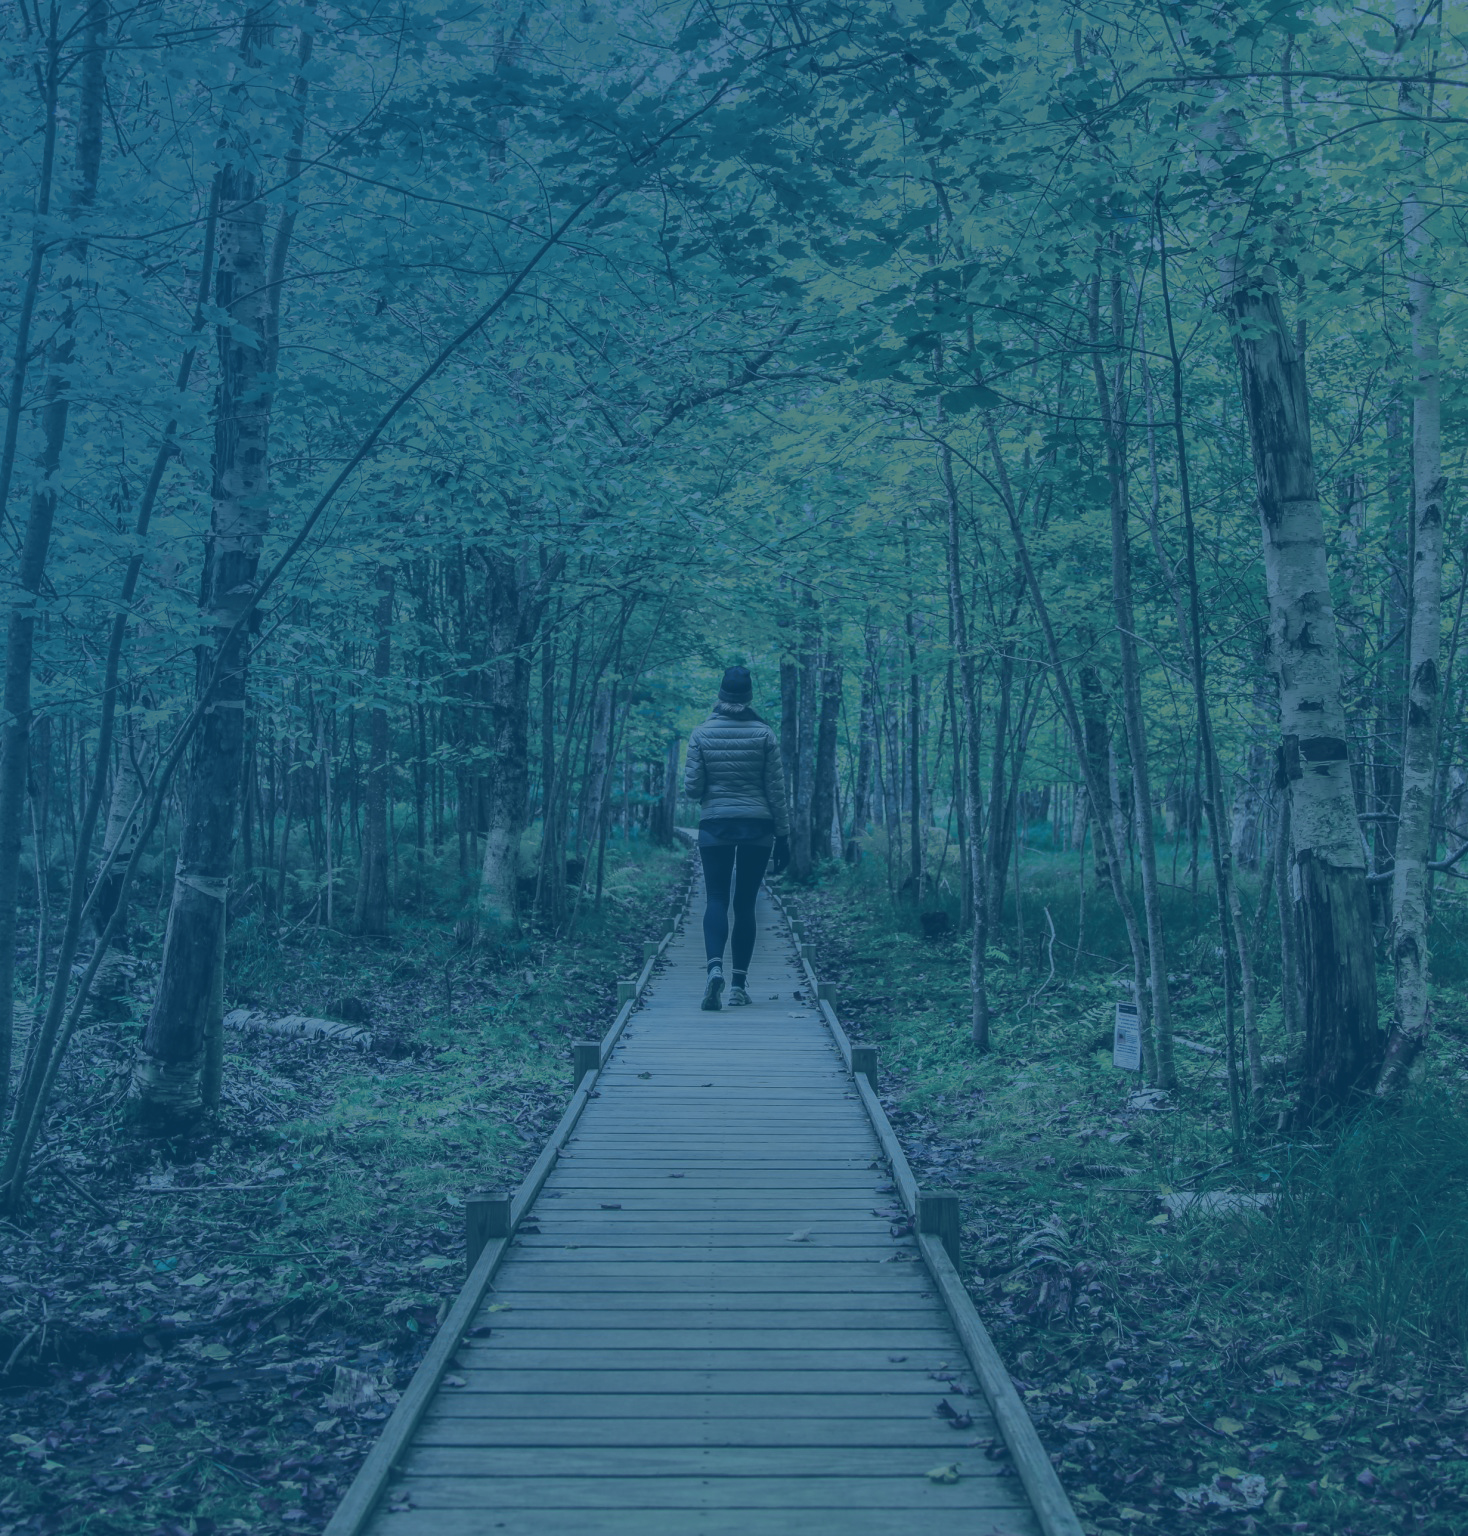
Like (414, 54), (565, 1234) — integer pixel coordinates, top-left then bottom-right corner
(465, 1192), (511, 1272)
(572, 1040), (601, 1087)
(919, 1192), (962, 1269)
(818, 980), (836, 1002)
(643, 941), (659, 962)
(789, 920), (804, 943)
(851, 1045), (877, 1085)
(617, 979), (636, 1004)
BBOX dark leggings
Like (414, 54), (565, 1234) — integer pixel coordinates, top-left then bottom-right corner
(699, 842), (772, 974)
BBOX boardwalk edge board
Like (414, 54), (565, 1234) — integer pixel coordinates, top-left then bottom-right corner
(323, 862), (698, 1536)
(769, 888), (1085, 1536)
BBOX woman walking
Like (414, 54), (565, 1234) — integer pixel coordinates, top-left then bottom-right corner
(684, 666), (790, 1010)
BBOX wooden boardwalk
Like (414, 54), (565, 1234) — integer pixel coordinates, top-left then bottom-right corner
(331, 877), (1076, 1536)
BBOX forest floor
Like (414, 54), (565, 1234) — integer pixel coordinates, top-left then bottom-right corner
(8, 838), (1467, 1536)
(790, 856), (1468, 1536)
(0, 842), (688, 1536)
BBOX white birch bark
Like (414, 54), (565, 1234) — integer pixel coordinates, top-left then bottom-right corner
(1221, 255), (1381, 1110)
(1380, 1), (1444, 1091)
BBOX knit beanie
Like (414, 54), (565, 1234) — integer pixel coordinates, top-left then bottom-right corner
(718, 665), (753, 705)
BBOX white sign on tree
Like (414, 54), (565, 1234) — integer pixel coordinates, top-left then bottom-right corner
(1113, 1002), (1141, 1071)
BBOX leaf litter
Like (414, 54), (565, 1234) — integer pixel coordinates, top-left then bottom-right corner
(0, 848), (685, 1536)
(795, 879), (1468, 1536)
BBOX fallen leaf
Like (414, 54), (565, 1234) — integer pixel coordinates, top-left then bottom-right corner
(600, 1203), (622, 1210)
(788, 1230), (811, 1243)
(926, 1463), (961, 1484)
(418, 1255), (454, 1270)
(487, 1304), (512, 1313)
(199, 1343), (231, 1361)
(1215, 1416), (1245, 1436)
(1175, 1471), (1267, 1510)
(443, 1375), (466, 1388)
(1297, 1358), (1323, 1373)
(326, 1365), (381, 1413)
(313, 1418), (340, 1435)
(935, 1399), (973, 1430)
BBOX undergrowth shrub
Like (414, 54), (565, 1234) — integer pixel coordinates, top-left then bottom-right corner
(1223, 1086), (1468, 1361)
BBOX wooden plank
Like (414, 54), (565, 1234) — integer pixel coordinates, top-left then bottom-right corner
(451, 1369), (968, 1393)
(419, 1391), (990, 1420)
(414, 1416), (982, 1449)
(515, 1234), (912, 1248)
(402, 1447), (1013, 1479)
(380, 1476), (1027, 1511)
(456, 1345), (964, 1370)
(484, 1272), (933, 1293)
(379, 1507), (1037, 1536)
(473, 1300), (945, 1319)
(454, 1327), (959, 1348)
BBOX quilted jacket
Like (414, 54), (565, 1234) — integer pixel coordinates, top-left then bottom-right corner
(683, 708), (791, 836)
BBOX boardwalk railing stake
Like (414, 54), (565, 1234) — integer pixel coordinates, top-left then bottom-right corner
(464, 1192), (510, 1273)
(572, 1040), (601, 1088)
(617, 979), (636, 1004)
(850, 1044), (877, 1085)
(918, 1190), (962, 1269)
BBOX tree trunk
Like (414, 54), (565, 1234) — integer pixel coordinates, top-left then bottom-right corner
(1090, 268), (1174, 1088)
(132, 26), (280, 1119)
(986, 647), (1014, 922)
(906, 610), (923, 895)
(1380, 10), (1444, 1090)
(1274, 788), (1304, 1047)
(0, 3), (99, 1135)
(779, 655), (799, 818)
(791, 624), (817, 880)
(582, 683), (613, 881)
(1223, 257), (1382, 1113)
(1078, 661), (1111, 881)
(480, 558), (532, 926)
(988, 415), (1159, 1079)
(942, 440), (989, 1048)
(354, 567), (393, 935)
(656, 735), (680, 845)
(849, 654), (875, 861)
(87, 723), (145, 1019)
(812, 651), (841, 864)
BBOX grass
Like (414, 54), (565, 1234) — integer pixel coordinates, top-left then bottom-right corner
(786, 848), (1468, 1536)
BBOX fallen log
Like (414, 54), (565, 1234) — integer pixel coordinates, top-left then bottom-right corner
(223, 1009), (373, 1049)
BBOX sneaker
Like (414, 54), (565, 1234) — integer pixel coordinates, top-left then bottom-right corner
(726, 985), (751, 1007)
(701, 975), (725, 1011)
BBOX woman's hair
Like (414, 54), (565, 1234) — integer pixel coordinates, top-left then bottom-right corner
(711, 699), (765, 723)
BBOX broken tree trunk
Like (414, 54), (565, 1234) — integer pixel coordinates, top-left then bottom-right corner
(1223, 256), (1382, 1115)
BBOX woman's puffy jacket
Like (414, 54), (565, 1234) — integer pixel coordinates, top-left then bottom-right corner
(683, 710), (790, 836)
